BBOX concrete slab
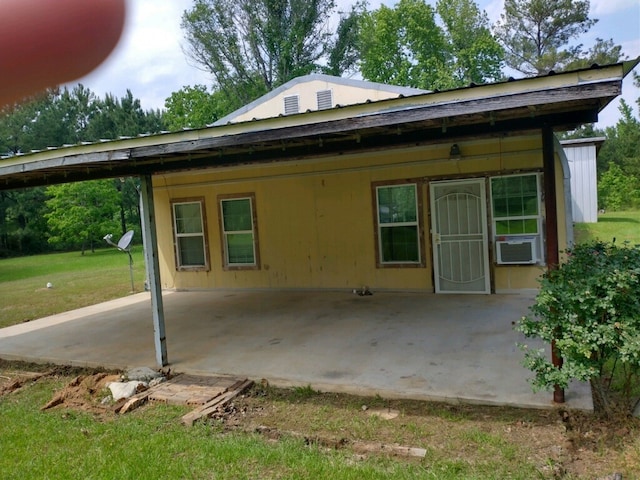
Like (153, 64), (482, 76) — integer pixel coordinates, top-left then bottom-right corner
(0, 290), (592, 410)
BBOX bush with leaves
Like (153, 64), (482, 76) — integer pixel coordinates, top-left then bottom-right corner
(598, 162), (640, 211)
(517, 240), (640, 416)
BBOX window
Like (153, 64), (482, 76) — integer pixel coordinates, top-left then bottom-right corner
(219, 194), (259, 269)
(172, 199), (208, 270)
(375, 183), (421, 265)
(490, 173), (543, 264)
(283, 95), (299, 115)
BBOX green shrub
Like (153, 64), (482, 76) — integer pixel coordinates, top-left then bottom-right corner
(517, 240), (640, 416)
(598, 163), (640, 211)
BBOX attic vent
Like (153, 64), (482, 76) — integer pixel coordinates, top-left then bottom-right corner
(283, 95), (299, 115)
(316, 89), (333, 110)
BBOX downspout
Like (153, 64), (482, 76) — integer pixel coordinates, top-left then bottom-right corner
(542, 126), (564, 404)
(139, 175), (169, 367)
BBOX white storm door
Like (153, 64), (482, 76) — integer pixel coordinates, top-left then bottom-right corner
(430, 179), (490, 294)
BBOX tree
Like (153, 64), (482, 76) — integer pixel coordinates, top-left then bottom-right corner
(86, 90), (165, 141)
(600, 99), (640, 173)
(358, 0), (503, 90)
(0, 86), (165, 256)
(517, 241), (640, 417)
(494, 0), (622, 75)
(358, 0), (448, 89)
(0, 189), (49, 255)
(181, 0), (339, 107)
(565, 38), (625, 71)
(323, 3), (363, 77)
(45, 180), (121, 254)
(164, 85), (233, 130)
(436, 0), (504, 85)
(598, 162), (639, 211)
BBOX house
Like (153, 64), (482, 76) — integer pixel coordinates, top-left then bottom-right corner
(561, 137), (606, 223)
(0, 60), (637, 371)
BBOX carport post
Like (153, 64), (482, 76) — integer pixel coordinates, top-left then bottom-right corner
(140, 175), (168, 367)
(542, 125), (564, 404)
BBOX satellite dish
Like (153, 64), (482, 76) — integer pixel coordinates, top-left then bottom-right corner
(117, 230), (134, 251)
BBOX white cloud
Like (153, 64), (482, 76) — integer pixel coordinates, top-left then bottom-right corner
(77, 0), (210, 110)
(591, 0), (638, 15)
(482, 0), (504, 23)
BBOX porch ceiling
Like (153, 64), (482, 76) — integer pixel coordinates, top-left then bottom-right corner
(0, 61), (635, 191)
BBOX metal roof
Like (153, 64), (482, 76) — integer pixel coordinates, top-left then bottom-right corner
(0, 59), (637, 191)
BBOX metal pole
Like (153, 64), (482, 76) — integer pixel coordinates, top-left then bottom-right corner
(127, 250), (135, 293)
(139, 175), (168, 367)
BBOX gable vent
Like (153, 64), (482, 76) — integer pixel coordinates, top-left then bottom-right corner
(316, 89), (333, 110)
(283, 95), (299, 115)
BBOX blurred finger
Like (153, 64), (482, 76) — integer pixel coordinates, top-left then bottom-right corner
(0, 0), (126, 106)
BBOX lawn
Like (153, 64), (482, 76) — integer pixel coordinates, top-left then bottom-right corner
(0, 248), (146, 329)
(2, 362), (639, 479)
(573, 209), (640, 245)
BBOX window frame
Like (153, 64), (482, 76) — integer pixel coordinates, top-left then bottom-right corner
(489, 172), (544, 264)
(218, 193), (260, 271)
(171, 197), (210, 271)
(372, 180), (425, 268)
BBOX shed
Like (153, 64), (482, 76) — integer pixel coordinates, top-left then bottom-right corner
(561, 137), (606, 223)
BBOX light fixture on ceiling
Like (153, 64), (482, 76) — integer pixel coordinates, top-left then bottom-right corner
(449, 143), (461, 159)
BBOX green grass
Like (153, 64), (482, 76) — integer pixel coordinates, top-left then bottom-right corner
(574, 209), (640, 245)
(0, 382), (419, 480)
(0, 248), (147, 328)
(0, 378), (547, 480)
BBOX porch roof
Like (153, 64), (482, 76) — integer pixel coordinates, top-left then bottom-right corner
(0, 59), (637, 191)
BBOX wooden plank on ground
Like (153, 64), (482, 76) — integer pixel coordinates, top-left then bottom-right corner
(182, 379), (253, 426)
(118, 392), (151, 414)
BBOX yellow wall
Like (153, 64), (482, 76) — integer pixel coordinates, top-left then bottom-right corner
(153, 133), (567, 292)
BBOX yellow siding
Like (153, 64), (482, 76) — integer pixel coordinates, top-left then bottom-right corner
(230, 79), (412, 123)
(154, 133), (565, 292)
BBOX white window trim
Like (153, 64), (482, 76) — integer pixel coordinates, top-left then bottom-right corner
(219, 195), (259, 270)
(172, 199), (208, 270)
(490, 173), (544, 264)
(375, 183), (422, 266)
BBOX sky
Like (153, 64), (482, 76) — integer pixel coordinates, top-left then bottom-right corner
(78, 0), (640, 129)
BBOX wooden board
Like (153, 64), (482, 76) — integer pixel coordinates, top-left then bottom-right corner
(182, 379), (254, 426)
(148, 374), (243, 406)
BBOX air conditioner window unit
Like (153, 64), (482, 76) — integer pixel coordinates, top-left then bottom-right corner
(496, 236), (537, 264)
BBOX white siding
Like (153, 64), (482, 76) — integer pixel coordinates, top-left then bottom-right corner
(564, 144), (598, 223)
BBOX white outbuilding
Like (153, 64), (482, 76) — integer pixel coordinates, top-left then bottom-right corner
(561, 137), (606, 223)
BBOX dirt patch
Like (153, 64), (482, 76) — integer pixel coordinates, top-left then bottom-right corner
(201, 384), (640, 478)
(40, 372), (122, 414)
(2, 362), (639, 478)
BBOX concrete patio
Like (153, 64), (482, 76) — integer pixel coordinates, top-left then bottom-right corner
(0, 290), (592, 410)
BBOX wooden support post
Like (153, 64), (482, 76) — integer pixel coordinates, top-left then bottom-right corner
(140, 175), (168, 367)
(542, 126), (564, 404)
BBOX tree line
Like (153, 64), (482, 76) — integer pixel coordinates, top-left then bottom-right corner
(0, 86), (164, 256)
(0, 0), (637, 256)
